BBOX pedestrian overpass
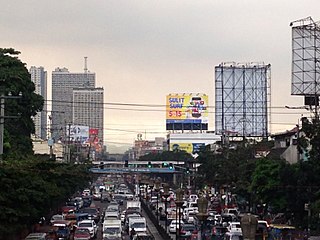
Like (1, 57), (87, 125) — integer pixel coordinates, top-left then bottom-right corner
(90, 160), (188, 174)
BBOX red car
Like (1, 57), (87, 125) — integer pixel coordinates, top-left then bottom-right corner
(73, 227), (91, 240)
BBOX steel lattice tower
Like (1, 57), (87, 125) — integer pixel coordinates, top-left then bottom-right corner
(215, 62), (271, 138)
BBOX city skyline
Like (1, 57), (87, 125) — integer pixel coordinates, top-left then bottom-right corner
(1, 1), (319, 153)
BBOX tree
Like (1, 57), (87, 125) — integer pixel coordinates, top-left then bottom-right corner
(0, 48), (44, 159)
(250, 158), (288, 213)
(0, 158), (92, 239)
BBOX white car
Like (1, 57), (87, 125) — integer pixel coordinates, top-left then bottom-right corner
(169, 220), (184, 233)
(82, 189), (91, 196)
(50, 214), (64, 225)
(77, 219), (98, 238)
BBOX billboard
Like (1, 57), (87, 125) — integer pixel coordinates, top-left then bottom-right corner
(291, 19), (320, 95)
(215, 63), (270, 137)
(166, 94), (208, 130)
(170, 143), (205, 154)
(66, 125), (89, 142)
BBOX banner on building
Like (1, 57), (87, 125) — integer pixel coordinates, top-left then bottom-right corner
(66, 125), (89, 142)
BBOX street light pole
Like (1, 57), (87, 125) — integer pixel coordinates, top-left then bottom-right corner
(155, 178), (161, 222)
(240, 213), (258, 240)
(197, 195), (208, 240)
(175, 188), (184, 240)
(163, 184), (170, 232)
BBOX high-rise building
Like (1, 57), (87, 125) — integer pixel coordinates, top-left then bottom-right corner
(72, 87), (104, 142)
(51, 67), (95, 141)
(30, 66), (47, 140)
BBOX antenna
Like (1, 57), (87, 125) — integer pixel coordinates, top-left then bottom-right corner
(84, 57), (88, 74)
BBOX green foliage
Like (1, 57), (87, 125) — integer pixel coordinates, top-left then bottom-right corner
(0, 159), (91, 238)
(251, 158), (289, 212)
(0, 48), (44, 159)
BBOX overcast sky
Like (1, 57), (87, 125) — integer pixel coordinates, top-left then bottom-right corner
(1, 0), (319, 153)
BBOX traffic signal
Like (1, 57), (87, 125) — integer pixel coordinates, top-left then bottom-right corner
(124, 160), (128, 167)
(162, 162), (168, 168)
(100, 161), (104, 169)
(186, 167), (190, 174)
(147, 161), (152, 168)
(169, 163), (174, 170)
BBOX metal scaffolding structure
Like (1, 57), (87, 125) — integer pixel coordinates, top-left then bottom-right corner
(215, 62), (271, 138)
(291, 16), (320, 96)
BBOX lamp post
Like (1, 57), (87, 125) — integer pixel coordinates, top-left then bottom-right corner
(197, 195), (208, 240)
(175, 188), (184, 240)
(163, 183), (170, 232)
(240, 213), (258, 240)
(155, 178), (161, 222)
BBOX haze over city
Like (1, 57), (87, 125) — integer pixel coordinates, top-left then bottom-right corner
(1, 0), (319, 153)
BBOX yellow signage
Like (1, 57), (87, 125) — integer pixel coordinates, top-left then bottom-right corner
(170, 143), (193, 153)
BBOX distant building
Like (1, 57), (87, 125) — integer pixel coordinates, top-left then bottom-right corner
(30, 66), (47, 140)
(72, 87), (104, 142)
(127, 137), (166, 160)
(51, 67), (95, 141)
(271, 126), (302, 164)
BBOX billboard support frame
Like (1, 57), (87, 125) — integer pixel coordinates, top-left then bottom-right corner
(290, 16), (320, 118)
(215, 62), (271, 138)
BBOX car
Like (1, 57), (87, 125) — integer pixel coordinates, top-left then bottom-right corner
(56, 226), (71, 240)
(82, 196), (92, 208)
(179, 223), (198, 239)
(211, 226), (228, 240)
(114, 194), (125, 205)
(77, 219), (98, 238)
(227, 222), (242, 234)
(73, 227), (91, 240)
(169, 219), (184, 233)
(80, 207), (100, 223)
(24, 233), (46, 240)
(224, 231), (243, 240)
(82, 189), (91, 196)
(50, 214), (64, 225)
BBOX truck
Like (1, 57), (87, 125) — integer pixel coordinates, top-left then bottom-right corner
(103, 219), (122, 240)
(126, 200), (141, 212)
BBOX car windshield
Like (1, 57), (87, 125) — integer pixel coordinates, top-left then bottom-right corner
(75, 228), (90, 234)
(79, 223), (93, 228)
(81, 208), (97, 214)
(131, 222), (146, 228)
(183, 225), (196, 231)
(104, 227), (120, 234)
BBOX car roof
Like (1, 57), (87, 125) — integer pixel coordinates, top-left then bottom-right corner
(79, 219), (94, 223)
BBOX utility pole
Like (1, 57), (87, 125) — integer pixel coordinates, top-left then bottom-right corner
(0, 91), (22, 162)
(0, 92), (4, 160)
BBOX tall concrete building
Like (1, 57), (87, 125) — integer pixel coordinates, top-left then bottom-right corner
(51, 67), (95, 141)
(73, 87), (104, 142)
(30, 66), (47, 140)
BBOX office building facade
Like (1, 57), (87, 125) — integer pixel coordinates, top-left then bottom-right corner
(51, 67), (95, 141)
(72, 87), (104, 142)
(30, 66), (47, 140)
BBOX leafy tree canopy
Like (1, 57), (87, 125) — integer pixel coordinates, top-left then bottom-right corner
(0, 48), (44, 159)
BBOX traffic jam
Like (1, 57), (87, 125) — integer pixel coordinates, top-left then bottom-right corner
(25, 173), (300, 240)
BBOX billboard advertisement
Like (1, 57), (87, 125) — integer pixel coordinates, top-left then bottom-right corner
(66, 125), (89, 142)
(170, 142), (205, 154)
(166, 94), (208, 124)
(89, 128), (99, 136)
